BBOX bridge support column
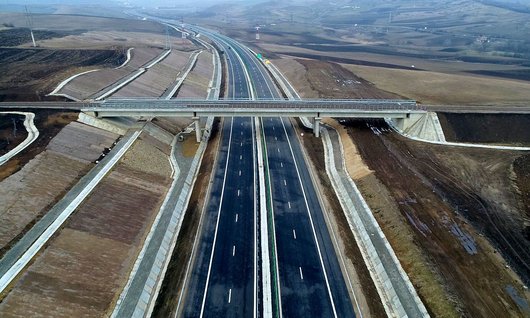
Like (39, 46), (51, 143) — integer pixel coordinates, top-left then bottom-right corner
(313, 117), (321, 137)
(193, 116), (201, 142)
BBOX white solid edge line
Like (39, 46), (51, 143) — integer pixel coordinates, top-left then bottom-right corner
(252, 117), (258, 318)
(199, 117), (234, 318)
(279, 117), (338, 318)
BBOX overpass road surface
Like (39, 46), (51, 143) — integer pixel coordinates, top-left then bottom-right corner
(180, 25), (356, 317)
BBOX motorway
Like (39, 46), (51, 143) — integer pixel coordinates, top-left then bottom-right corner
(181, 25), (355, 317)
(182, 31), (258, 317)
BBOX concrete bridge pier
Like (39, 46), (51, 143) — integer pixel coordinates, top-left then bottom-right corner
(193, 116), (201, 142)
(313, 117), (321, 137)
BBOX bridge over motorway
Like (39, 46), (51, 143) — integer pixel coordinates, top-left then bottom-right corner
(86, 98), (423, 139)
(0, 98), (425, 139)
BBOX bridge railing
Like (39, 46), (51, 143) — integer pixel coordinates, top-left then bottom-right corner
(100, 98), (422, 112)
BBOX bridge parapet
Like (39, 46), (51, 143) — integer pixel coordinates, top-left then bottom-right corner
(96, 98), (421, 112)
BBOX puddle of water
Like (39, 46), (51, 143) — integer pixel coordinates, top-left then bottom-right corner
(449, 222), (478, 255)
(405, 211), (431, 237)
(505, 285), (530, 313)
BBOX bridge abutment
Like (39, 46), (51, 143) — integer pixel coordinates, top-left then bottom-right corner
(193, 116), (202, 142)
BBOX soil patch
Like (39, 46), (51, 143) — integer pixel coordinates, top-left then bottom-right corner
(0, 121), (118, 255)
(438, 113), (530, 146)
(341, 64), (530, 105)
(513, 154), (530, 240)
(344, 119), (529, 317)
(0, 136), (172, 317)
(0, 114), (28, 156)
(0, 28), (78, 47)
(275, 51), (420, 70)
(0, 110), (78, 182)
(181, 134), (200, 158)
(295, 59), (400, 99)
(0, 47), (124, 101)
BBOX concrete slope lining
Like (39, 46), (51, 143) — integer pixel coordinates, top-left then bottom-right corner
(0, 112), (39, 166)
(116, 48), (134, 69)
(162, 50), (203, 100)
(48, 69), (100, 97)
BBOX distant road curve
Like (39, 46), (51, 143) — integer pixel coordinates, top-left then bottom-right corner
(0, 111), (39, 166)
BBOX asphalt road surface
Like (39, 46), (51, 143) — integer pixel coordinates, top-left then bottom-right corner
(261, 117), (355, 317)
(183, 26), (354, 317)
(182, 30), (258, 318)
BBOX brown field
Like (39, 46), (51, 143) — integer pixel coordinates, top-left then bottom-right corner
(0, 136), (172, 317)
(0, 111), (78, 181)
(259, 42), (529, 74)
(0, 13), (166, 35)
(114, 49), (192, 98)
(342, 64), (530, 105)
(0, 13), (196, 102)
(0, 48), (123, 101)
(272, 57), (530, 316)
(0, 114), (28, 156)
(0, 121), (118, 254)
(176, 51), (214, 98)
(35, 31), (194, 51)
(57, 47), (164, 100)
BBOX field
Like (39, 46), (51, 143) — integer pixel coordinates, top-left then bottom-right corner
(0, 48), (123, 101)
(271, 57), (530, 316)
(176, 50), (214, 98)
(0, 114), (27, 156)
(0, 13), (194, 102)
(0, 13), (166, 34)
(342, 64), (530, 105)
(57, 47), (164, 100)
(0, 111), (78, 181)
(0, 135), (172, 317)
(0, 121), (118, 256)
(114, 49), (193, 98)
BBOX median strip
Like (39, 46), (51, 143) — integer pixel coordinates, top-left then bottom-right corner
(258, 118), (282, 318)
